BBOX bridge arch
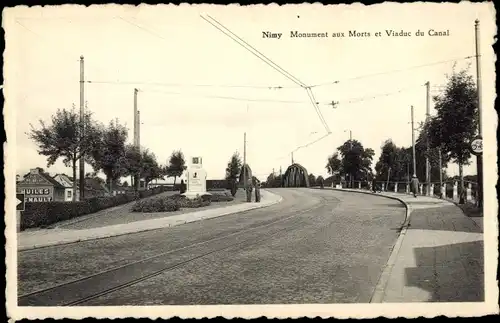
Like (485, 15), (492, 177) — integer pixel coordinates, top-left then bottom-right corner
(282, 163), (310, 188)
(238, 164), (253, 185)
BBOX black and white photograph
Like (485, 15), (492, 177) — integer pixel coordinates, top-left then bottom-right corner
(3, 2), (498, 319)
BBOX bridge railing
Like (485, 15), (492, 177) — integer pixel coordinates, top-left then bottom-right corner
(330, 180), (479, 204)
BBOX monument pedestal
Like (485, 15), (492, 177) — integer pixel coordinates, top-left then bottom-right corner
(181, 156), (211, 200)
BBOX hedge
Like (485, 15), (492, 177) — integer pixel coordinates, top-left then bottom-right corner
(131, 194), (211, 212)
(131, 196), (180, 213)
(20, 186), (167, 230)
(130, 191), (235, 213)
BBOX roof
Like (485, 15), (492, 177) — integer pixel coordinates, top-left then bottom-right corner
(52, 174), (74, 188)
(38, 173), (66, 189)
(84, 178), (110, 193)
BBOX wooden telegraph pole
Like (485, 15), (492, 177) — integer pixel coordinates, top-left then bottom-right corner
(425, 81), (431, 196)
(134, 89), (141, 192)
(439, 147), (443, 197)
(243, 132), (248, 201)
(79, 56), (85, 201)
(411, 106), (417, 178)
(474, 19), (483, 208)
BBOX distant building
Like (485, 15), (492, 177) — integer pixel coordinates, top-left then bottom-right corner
(17, 168), (66, 202)
(80, 177), (111, 199)
(111, 183), (132, 196)
(52, 173), (76, 202)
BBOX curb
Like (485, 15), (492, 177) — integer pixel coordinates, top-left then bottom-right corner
(313, 187), (412, 303)
(18, 190), (284, 252)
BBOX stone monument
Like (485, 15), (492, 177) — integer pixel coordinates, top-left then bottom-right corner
(182, 156), (210, 199)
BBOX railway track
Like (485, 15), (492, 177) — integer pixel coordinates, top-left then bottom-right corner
(18, 197), (329, 306)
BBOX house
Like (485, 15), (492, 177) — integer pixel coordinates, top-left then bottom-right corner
(81, 177), (111, 199)
(52, 173), (77, 202)
(17, 168), (66, 202)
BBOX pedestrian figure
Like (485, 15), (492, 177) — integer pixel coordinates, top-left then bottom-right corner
(180, 179), (186, 194)
(371, 177), (377, 193)
(410, 175), (419, 198)
(254, 178), (261, 202)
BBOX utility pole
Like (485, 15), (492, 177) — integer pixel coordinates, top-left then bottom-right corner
(280, 166), (282, 187)
(349, 130), (353, 188)
(425, 81), (431, 196)
(438, 147), (443, 197)
(243, 132), (247, 194)
(291, 151), (294, 164)
(137, 110), (141, 151)
(407, 159), (410, 183)
(475, 19), (483, 208)
(133, 88), (140, 192)
(79, 55), (85, 201)
(134, 88), (138, 146)
(411, 105), (417, 178)
(136, 110), (141, 191)
(344, 129), (353, 187)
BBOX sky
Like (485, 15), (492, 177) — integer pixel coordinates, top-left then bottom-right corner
(4, 3), (497, 182)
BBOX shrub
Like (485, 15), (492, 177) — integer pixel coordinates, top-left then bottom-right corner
(20, 187), (168, 230)
(131, 196), (180, 213)
(130, 194), (213, 213)
(172, 194), (211, 208)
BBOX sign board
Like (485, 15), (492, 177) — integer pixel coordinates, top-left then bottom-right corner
(18, 187), (54, 202)
(470, 136), (483, 156)
(16, 193), (25, 211)
(191, 157), (203, 169)
(188, 171), (203, 192)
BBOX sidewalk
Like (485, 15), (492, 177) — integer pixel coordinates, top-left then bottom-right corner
(331, 188), (484, 302)
(18, 189), (283, 251)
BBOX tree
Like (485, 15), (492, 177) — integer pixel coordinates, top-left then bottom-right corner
(87, 120), (128, 193)
(428, 67), (477, 203)
(166, 150), (187, 186)
(121, 144), (142, 191)
(375, 139), (406, 183)
(84, 172), (105, 185)
(265, 172), (282, 188)
(27, 107), (101, 201)
(326, 152), (342, 176)
(308, 173), (316, 187)
(316, 175), (325, 188)
(225, 152), (242, 196)
(336, 140), (375, 187)
(376, 135), (450, 186)
(140, 149), (162, 188)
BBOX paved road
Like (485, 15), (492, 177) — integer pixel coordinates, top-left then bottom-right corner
(18, 188), (406, 305)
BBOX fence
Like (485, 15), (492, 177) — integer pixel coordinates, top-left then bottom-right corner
(328, 179), (478, 204)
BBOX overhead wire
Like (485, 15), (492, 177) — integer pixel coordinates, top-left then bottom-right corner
(15, 19), (81, 64)
(85, 80), (287, 90)
(115, 16), (168, 40)
(203, 14), (307, 88)
(138, 88), (315, 105)
(305, 88), (331, 133)
(336, 84), (424, 105)
(201, 14), (331, 142)
(308, 55), (476, 88)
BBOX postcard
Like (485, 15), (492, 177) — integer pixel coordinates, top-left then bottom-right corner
(3, 2), (498, 319)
